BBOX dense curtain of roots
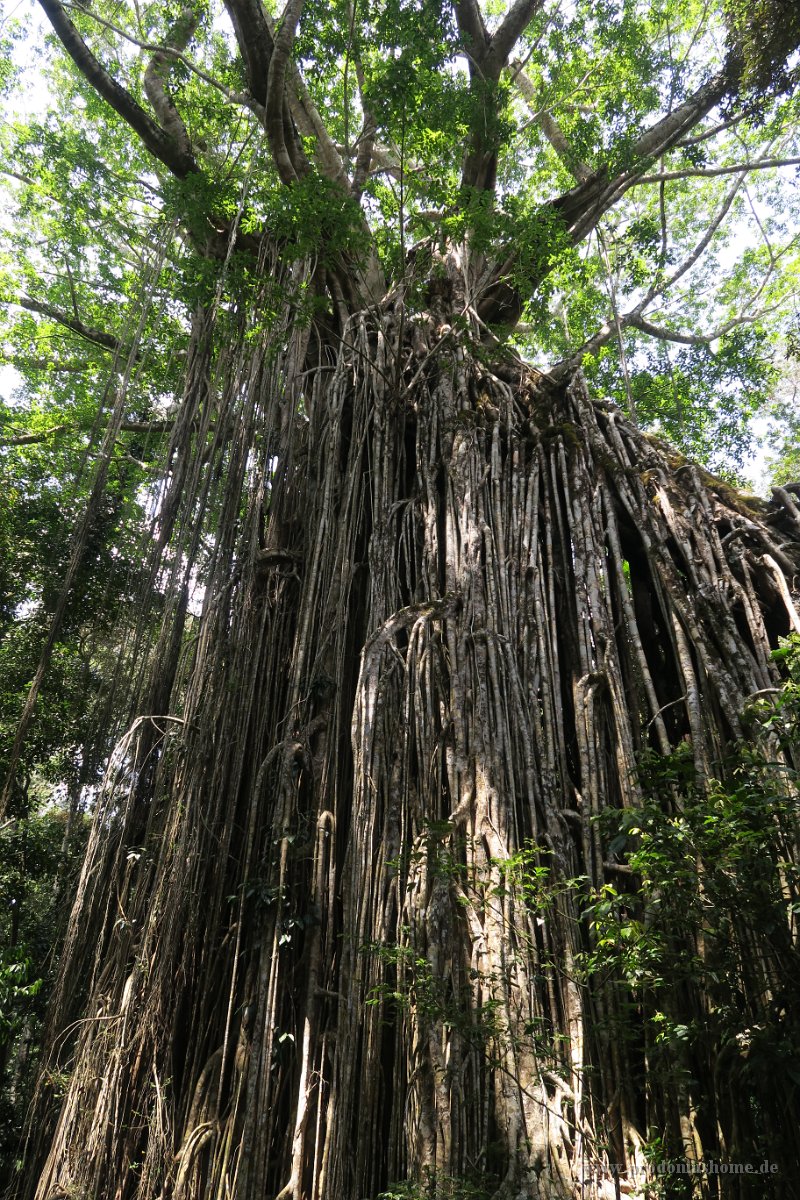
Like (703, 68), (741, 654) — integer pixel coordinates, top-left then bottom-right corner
(14, 263), (800, 1200)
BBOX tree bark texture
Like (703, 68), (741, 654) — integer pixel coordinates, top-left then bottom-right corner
(15, 254), (800, 1200)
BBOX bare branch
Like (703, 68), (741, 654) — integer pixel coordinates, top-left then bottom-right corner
(633, 155), (800, 185)
(267, 5), (383, 298)
(12, 296), (131, 356)
(626, 312), (764, 344)
(222, 0), (274, 107)
(542, 158), (786, 371)
(0, 356), (96, 374)
(346, 141), (425, 180)
(487, 0), (545, 74)
(59, 2), (258, 117)
(677, 113), (748, 148)
(64, 261), (80, 321)
(656, 171), (746, 297)
(0, 425), (68, 446)
(222, 0), (349, 188)
(348, 51), (376, 199)
(538, 111), (592, 180)
(36, 0), (197, 178)
(455, 0), (545, 195)
(37, 0), (267, 257)
(118, 420), (176, 434)
(546, 172), (755, 364)
(508, 59), (591, 182)
(658, 165), (668, 263)
(221, 0), (383, 298)
(545, 301), (781, 381)
(265, 0), (306, 184)
(743, 185), (778, 306)
(542, 78), (728, 252)
(283, 63), (350, 187)
(596, 223), (636, 417)
(633, 72), (729, 162)
(453, 0), (488, 61)
(352, 110), (378, 199)
(478, 68), (736, 322)
(0, 420), (176, 448)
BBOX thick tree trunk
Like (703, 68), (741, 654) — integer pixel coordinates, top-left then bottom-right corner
(14, 257), (800, 1200)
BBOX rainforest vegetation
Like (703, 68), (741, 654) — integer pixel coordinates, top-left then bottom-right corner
(1, 0), (800, 1196)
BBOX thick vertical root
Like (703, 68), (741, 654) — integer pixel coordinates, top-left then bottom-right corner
(17, 300), (800, 1200)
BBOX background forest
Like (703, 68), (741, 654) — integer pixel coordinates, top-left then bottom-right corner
(1, 0), (800, 1197)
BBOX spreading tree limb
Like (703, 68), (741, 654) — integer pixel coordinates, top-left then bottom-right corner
(486, 0), (546, 75)
(478, 69), (744, 325)
(222, 0), (274, 107)
(0, 420), (175, 448)
(143, 4), (201, 162)
(508, 58), (591, 182)
(12, 296), (132, 356)
(36, 0), (198, 178)
(264, 0), (306, 184)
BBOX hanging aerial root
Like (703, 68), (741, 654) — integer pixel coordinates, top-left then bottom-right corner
(16, 298), (800, 1200)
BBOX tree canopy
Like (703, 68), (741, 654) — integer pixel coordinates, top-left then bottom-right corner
(1, 0), (799, 470)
